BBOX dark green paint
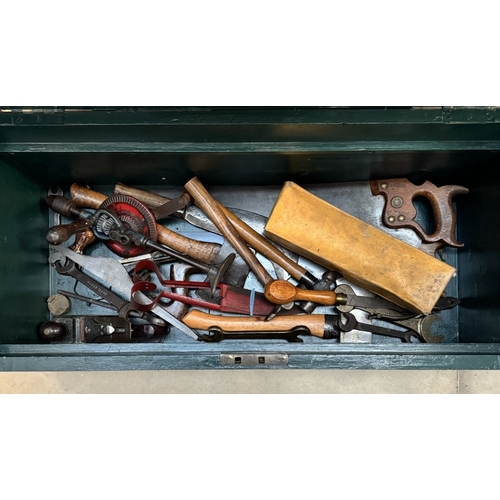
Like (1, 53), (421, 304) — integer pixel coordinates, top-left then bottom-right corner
(0, 106), (499, 369)
(0, 343), (499, 371)
(0, 106), (497, 125)
(0, 160), (49, 342)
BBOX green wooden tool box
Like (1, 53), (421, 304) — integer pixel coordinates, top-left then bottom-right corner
(0, 106), (498, 370)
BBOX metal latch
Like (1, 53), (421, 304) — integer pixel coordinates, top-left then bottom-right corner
(220, 353), (288, 366)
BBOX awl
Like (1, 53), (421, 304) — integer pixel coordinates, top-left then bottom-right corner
(264, 279), (408, 312)
(264, 279), (458, 313)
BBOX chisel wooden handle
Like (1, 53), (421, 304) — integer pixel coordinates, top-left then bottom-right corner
(182, 309), (338, 339)
(184, 177), (273, 286)
(114, 182), (315, 287)
(69, 184), (221, 265)
(265, 280), (339, 306)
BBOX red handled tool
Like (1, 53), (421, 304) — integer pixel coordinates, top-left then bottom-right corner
(130, 259), (286, 316)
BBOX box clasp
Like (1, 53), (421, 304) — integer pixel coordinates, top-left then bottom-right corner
(220, 353), (288, 366)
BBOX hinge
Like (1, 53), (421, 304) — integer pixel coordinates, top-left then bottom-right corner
(7, 107), (66, 125)
(4, 107), (65, 114)
(220, 352), (288, 367)
(3, 107), (92, 114)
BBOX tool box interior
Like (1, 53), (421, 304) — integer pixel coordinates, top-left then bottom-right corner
(1, 106), (499, 370)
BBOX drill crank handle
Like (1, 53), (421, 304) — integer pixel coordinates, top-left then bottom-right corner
(115, 182), (317, 288)
(45, 218), (93, 245)
(45, 196), (97, 252)
(69, 184), (221, 265)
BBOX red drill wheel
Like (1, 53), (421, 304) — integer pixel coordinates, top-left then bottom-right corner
(99, 195), (158, 258)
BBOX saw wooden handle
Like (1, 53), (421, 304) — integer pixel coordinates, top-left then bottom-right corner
(184, 177), (273, 286)
(69, 184), (221, 265)
(265, 280), (338, 306)
(114, 182), (311, 284)
(182, 309), (328, 338)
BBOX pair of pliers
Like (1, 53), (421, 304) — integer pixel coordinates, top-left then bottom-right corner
(130, 259), (285, 316)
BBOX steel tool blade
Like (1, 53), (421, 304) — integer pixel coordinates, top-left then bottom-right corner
(181, 206), (298, 281)
(51, 245), (199, 340)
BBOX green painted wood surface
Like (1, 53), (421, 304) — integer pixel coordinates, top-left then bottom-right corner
(0, 107), (499, 369)
(0, 160), (49, 342)
(0, 343), (499, 371)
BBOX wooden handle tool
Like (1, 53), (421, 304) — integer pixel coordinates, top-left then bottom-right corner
(184, 177), (273, 286)
(114, 182), (317, 288)
(265, 279), (340, 306)
(115, 183), (169, 208)
(45, 218), (92, 245)
(182, 309), (339, 339)
(69, 229), (97, 254)
(69, 184), (221, 265)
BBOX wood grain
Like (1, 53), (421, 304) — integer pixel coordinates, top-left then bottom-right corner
(69, 184), (221, 264)
(115, 182), (310, 281)
(184, 177), (272, 285)
(182, 309), (327, 338)
(265, 280), (338, 306)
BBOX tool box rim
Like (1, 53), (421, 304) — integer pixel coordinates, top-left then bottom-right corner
(1, 342), (500, 371)
(1, 106), (498, 370)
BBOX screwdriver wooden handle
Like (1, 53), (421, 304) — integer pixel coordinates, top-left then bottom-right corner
(69, 184), (221, 265)
(114, 182), (313, 285)
(184, 177), (273, 286)
(182, 309), (329, 338)
(265, 280), (338, 306)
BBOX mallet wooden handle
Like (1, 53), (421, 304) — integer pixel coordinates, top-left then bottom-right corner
(214, 202), (312, 283)
(69, 184), (221, 265)
(114, 182), (314, 285)
(182, 309), (329, 338)
(265, 280), (338, 306)
(184, 177), (273, 286)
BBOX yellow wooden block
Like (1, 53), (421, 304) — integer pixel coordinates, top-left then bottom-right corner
(264, 182), (456, 314)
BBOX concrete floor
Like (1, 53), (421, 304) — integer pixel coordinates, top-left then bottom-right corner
(0, 369), (499, 393)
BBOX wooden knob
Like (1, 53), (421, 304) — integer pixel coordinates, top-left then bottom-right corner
(45, 219), (92, 245)
(265, 280), (338, 306)
(38, 321), (68, 342)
